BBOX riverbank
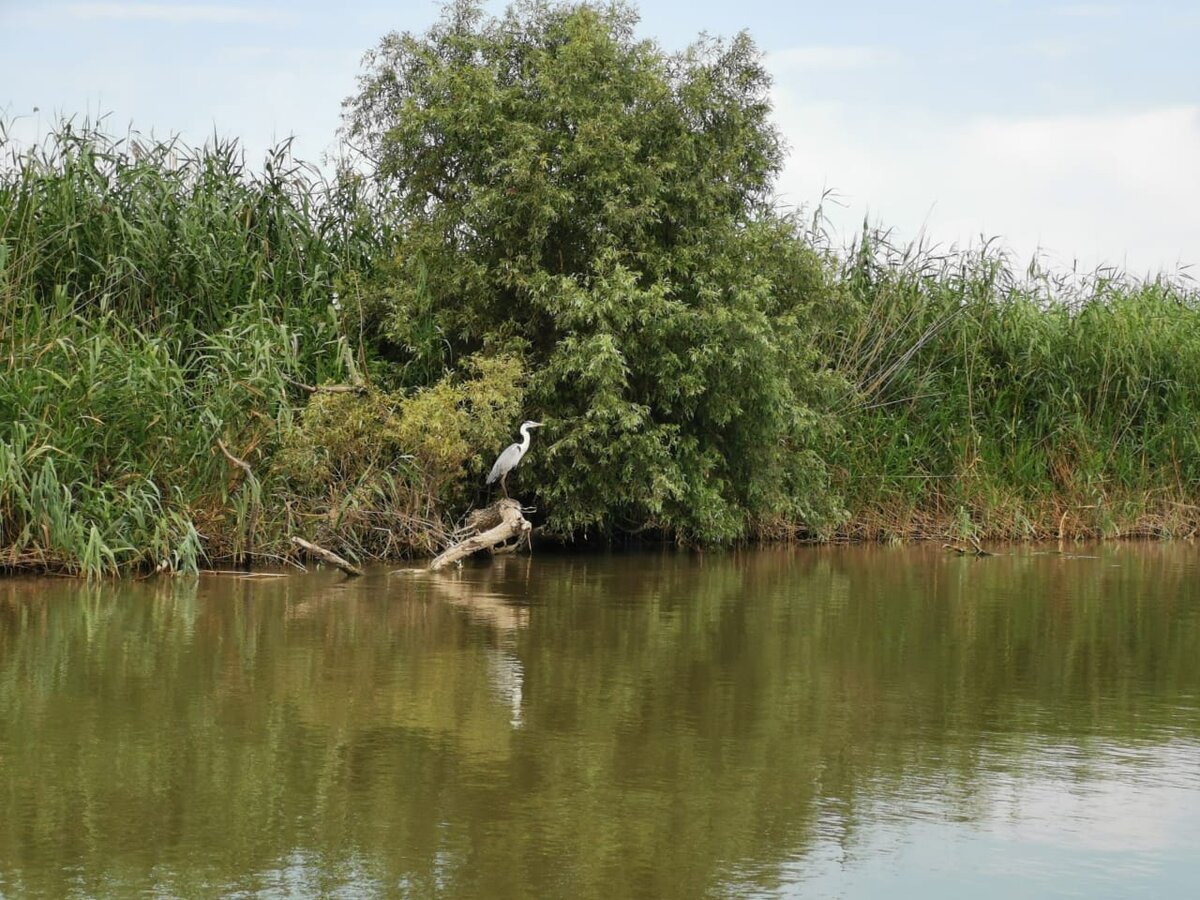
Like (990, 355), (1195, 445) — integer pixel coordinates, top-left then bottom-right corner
(3, 120), (1198, 576)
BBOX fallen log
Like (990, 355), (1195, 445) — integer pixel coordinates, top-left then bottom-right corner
(290, 537), (364, 576)
(430, 498), (532, 572)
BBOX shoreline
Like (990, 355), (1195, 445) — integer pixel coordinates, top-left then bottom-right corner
(2, 508), (1196, 579)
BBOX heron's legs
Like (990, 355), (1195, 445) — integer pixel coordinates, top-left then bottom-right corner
(500, 472), (509, 498)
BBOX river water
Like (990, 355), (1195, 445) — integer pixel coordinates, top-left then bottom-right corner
(2, 545), (1199, 898)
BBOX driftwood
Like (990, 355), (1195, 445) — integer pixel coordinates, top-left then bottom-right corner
(290, 537), (364, 576)
(429, 498), (532, 571)
(199, 570), (289, 578)
(942, 536), (994, 557)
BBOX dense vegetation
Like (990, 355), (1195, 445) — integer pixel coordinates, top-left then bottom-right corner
(825, 239), (1200, 543)
(2, 0), (1199, 575)
(0, 121), (522, 574)
(345, 0), (844, 541)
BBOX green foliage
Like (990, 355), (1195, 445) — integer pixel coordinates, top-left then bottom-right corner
(0, 304), (318, 574)
(345, 0), (843, 541)
(272, 354), (525, 556)
(0, 120), (374, 339)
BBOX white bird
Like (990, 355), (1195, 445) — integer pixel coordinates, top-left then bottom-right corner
(486, 420), (543, 497)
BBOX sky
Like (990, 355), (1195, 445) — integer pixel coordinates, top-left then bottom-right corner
(2, 0), (1198, 275)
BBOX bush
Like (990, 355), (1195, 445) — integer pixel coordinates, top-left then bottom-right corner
(345, 0), (845, 542)
(272, 354), (525, 556)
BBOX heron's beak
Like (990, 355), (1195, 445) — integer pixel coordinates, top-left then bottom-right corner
(530, 421), (544, 428)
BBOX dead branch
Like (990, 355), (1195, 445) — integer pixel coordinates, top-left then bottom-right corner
(291, 537), (364, 576)
(283, 375), (366, 395)
(430, 498), (532, 571)
(216, 439), (253, 479)
(942, 540), (994, 557)
(465, 504), (505, 533)
(198, 569), (289, 577)
(216, 439), (258, 567)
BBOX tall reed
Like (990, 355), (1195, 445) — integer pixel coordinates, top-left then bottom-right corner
(0, 120), (370, 575)
(823, 228), (1200, 540)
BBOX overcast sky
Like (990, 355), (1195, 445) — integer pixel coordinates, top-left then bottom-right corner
(2, 0), (1198, 275)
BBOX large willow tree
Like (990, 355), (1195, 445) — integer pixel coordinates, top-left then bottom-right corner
(345, 0), (843, 542)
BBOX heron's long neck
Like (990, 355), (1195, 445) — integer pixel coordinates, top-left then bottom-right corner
(518, 424), (534, 454)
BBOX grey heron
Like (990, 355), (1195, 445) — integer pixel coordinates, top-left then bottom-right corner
(486, 420), (543, 497)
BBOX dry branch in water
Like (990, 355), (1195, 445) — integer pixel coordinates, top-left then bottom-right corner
(291, 537), (364, 576)
(429, 498), (531, 571)
(942, 537), (994, 557)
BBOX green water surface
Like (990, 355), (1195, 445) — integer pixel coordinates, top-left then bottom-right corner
(2, 545), (1199, 897)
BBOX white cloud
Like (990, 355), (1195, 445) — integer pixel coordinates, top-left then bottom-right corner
(768, 46), (894, 72)
(64, 3), (288, 25)
(1053, 3), (1123, 18)
(770, 76), (1200, 275)
(1020, 36), (1092, 60)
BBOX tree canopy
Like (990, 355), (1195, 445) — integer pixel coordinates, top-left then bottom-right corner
(345, 0), (843, 542)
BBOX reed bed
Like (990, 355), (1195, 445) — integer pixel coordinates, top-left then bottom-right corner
(0, 121), (384, 575)
(823, 230), (1200, 542)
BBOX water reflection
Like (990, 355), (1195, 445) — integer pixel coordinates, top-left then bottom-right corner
(1, 545), (1199, 897)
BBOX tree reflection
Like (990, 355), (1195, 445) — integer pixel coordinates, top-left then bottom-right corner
(1, 546), (1198, 897)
